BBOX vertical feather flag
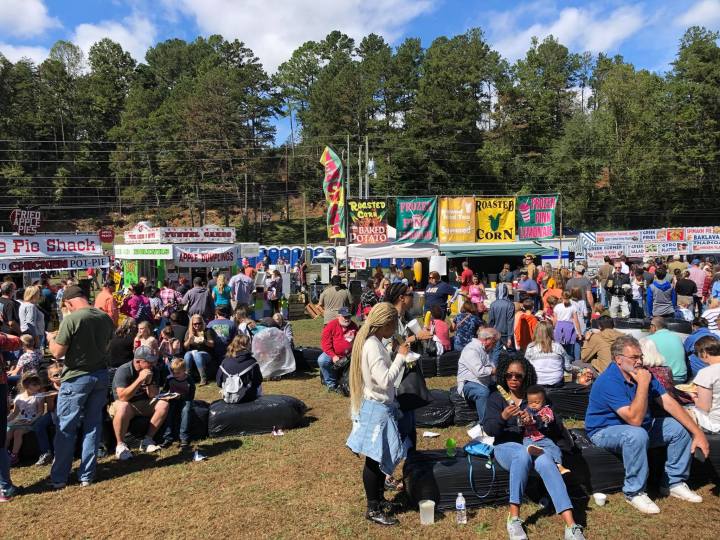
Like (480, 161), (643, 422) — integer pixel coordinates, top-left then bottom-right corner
(320, 146), (346, 239)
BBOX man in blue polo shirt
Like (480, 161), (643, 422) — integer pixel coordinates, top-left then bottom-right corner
(423, 271), (456, 313)
(585, 335), (709, 514)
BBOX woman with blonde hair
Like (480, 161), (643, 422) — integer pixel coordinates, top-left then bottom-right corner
(212, 273), (232, 309)
(639, 338), (693, 404)
(183, 314), (214, 385)
(346, 302), (410, 526)
(525, 321), (573, 387)
(19, 285), (44, 348)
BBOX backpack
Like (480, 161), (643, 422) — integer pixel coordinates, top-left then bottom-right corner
(134, 298), (152, 323)
(220, 363), (257, 404)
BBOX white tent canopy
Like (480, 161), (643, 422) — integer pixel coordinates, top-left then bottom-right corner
(335, 242), (438, 260)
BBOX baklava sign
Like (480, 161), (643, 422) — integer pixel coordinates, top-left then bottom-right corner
(348, 199), (388, 244)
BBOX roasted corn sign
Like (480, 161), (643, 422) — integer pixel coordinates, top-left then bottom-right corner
(348, 199), (388, 244)
(475, 197), (516, 242)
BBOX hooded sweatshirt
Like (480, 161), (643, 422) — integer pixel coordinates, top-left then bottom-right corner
(580, 328), (625, 373)
(646, 278), (676, 317)
(489, 283), (515, 341)
(457, 338), (495, 396)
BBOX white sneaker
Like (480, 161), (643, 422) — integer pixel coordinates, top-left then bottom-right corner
(626, 492), (660, 514)
(115, 443), (132, 461)
(662, 482), (703, 503)
(140, 438), (161, 453)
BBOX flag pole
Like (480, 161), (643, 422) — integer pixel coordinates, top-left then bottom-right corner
(558, 193), (563, 268)
(345, 134), (351, 285)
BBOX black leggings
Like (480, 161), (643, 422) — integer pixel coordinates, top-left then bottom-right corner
(363, 457), (385, 508)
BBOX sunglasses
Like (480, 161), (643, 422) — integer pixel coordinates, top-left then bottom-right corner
(505, 372), (524, 380)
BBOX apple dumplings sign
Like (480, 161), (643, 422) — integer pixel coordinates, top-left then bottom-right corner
(516, 195), (557, 240)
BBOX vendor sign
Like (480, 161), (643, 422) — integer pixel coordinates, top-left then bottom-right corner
(438, 197), (475, 243)
(659, 242), (689, 256)
(595, 230), (642, 244)
(174, 244), (240, 267)
(586, 244), (626, 261)
(396, 197), (437, 243)
(348, 199), (388, 244)
(665, 228), (686, 242)
(0, 256), (109, 274)
(114, 244), (173, 260)
(475, 197), (516, 243)
(690, 233), (720, 253)
(124, 225), (235, 244)
(516, 195), (556, 239)
(0, 234), (102, 259)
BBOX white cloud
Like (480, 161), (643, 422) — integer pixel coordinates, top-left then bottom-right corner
(0, 0), (59, 38)
(678, 0), (720, 27)
(166, 0), (436, 72)
(0, 43), (48, 64)
(489, 5), (646, 61)
(72, 14), (157, 62)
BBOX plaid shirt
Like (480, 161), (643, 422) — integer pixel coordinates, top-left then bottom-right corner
(159, 287), (183, 317)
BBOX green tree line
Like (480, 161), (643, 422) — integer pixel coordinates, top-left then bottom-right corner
(0, 27), (718, 234)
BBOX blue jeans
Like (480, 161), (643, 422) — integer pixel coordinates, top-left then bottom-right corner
(523, 436), (562, 465)
(34, 412), (56, 454)
(589, 417), (692, 497)
(494, 442), (572, 512)
(317, 352), (338, 387)
(462, 381), (491, 423)
(50, 369), (109, 485)
(0, 383), (12, 493)
(163, 399), (193, 443)
(184, 351), (210, 376)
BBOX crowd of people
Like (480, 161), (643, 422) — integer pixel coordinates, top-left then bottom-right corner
(0, 263), (295, 502)
(3, 252), (720, 540)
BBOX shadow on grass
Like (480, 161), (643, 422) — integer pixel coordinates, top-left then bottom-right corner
(20, 438), (243, 495)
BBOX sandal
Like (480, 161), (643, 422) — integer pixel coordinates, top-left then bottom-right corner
(384, 476), (404, 491)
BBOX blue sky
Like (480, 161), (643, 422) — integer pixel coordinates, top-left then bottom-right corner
(1, 0), (719, 142)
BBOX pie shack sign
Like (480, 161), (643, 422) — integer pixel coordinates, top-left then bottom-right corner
(10, 208), (42, 235)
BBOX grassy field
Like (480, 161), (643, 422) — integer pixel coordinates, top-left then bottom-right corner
(4, 317), (720, 539)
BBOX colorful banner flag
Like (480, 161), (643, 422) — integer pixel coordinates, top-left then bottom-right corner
(438, 197), (475, 243)
(348, 199), (388, 243)
(475, 197), (516, 242)
(320, 147), (345, 239)
(396, 197), (437, 243)
(516, 195), (557, 239)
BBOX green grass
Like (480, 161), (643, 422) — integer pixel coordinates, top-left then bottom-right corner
(4, 318), (720, 539)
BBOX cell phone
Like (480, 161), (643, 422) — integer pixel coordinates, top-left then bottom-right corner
(694, 447), (706, 463)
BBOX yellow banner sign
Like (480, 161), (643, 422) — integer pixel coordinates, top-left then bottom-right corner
(438, 197), (476, 243)
(475, 197), (516, 242)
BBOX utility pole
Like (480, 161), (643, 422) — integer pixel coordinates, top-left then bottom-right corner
(302, 191), (308, 259)
(285, 144), (290, 222)
(358, 145), (362, 199)
(365, 136), (370, 198)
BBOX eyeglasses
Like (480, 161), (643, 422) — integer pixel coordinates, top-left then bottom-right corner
(505, 372), (524, 380)
(620, 354), (643, 361)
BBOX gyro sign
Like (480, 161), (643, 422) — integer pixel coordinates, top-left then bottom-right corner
(0, 234), (102, 259)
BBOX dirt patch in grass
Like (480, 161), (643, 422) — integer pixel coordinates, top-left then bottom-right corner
(5, 319), (720, 539)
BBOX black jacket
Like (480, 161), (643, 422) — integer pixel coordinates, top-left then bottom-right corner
(605, 271), (631, 298)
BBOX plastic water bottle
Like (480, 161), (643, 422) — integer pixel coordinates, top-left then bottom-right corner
(455, 493), (467, 524)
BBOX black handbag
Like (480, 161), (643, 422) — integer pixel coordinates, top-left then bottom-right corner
(396, 362), (432, 411)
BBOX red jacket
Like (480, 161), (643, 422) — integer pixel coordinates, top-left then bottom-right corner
(321, 319), (358, 358)
(0, 332), (22, 384)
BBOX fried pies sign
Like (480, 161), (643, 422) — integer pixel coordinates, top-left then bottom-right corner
(10, 208), (42, 235)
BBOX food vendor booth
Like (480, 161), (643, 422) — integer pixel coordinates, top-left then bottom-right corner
(114, 223), (258, 286)
(0, 232), (109, 287)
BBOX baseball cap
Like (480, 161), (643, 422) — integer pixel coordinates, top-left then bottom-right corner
(692, 258), (701, 265)
(338, 307), (352, 317)
(62, 285), (86, 301)
(134, 345), (157, 363)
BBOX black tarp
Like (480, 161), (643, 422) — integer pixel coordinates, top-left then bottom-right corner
(415, 389), (455, 428)
(449, 385), (479, 426)
(437, 350), (461, 376)
(419, 355), (437, 378)
(547, 383), (591, 420)
(208, 395), (307, 437)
